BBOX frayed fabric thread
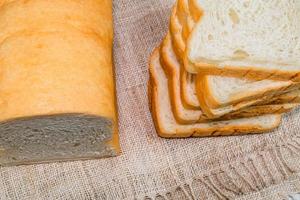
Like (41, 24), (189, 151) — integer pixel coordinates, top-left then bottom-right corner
(141, 136), (300, 200)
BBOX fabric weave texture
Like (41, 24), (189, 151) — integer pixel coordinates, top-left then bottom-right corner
(0, 0), (300, 199)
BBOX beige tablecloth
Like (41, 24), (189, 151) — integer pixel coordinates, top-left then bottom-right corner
(1, 0), (300, 199)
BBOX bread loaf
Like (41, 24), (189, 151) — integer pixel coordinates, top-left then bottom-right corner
(0, 0), (119, 166)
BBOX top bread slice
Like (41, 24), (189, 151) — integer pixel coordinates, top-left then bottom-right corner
(170, 2), (300, 110)
(183, 0), (300, 81)
(149, 48), (282, 138)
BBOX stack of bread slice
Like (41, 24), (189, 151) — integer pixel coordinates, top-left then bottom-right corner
(149, 0), (300, 138)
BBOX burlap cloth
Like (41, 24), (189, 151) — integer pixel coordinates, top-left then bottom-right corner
(1, 0), (300, 199)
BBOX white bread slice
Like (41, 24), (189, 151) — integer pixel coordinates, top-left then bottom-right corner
(149, 48), (282, 138)
(161, 33), (298, 121)
(197, 75), (300, 109)
(171, 3), (300, 111)
(184, 0), (300, 81)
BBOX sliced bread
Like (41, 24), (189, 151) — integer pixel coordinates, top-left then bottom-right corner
(171, 2), (300, 111)
(184, 0), (300, 81)
(161, 34), (298, 121)
(150, 48), (282, 138)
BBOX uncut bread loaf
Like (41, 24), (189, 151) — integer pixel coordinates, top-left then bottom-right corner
(150, 48), (282, 138)
(183, 0), (300, 81)
(0, 0), (119, 166)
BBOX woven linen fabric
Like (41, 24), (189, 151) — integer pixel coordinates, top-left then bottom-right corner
(1, 0), (300, 199)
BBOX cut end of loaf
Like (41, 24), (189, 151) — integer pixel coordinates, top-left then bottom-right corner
(0, 114), (118, 167)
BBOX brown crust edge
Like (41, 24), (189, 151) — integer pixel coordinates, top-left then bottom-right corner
(189, 0), (203, 22)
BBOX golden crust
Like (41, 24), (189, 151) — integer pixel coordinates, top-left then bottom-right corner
(176, 0), (188, 26)
(0, 0), (120, 154)
(177, 0), (190, 41)
(170, 5), (185, 58)
(188, 0), (203, 22)
(177, 0), (202, 41)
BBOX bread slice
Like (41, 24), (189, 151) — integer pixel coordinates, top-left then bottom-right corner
(171, 3), (300, 111)
(184, 0), (300, 81)
(149, 48), (282, 138)
(161, 33), (298, 121)
(197, 75), (300, 109)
